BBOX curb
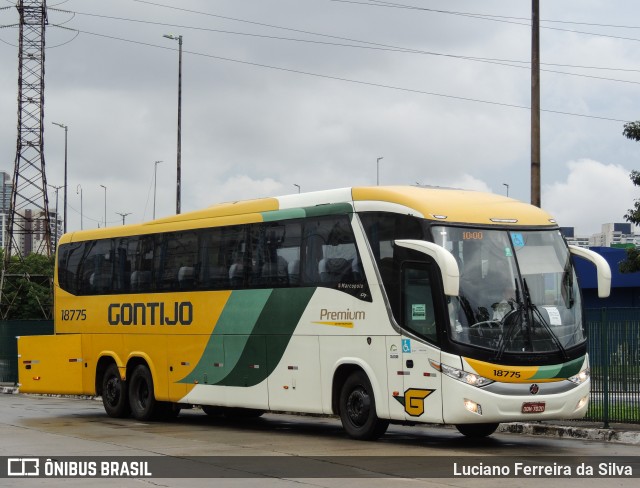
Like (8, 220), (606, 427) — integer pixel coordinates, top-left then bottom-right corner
(499, 422), (640, 445)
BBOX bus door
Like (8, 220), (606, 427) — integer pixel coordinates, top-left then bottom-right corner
(400, 261), (443, 423)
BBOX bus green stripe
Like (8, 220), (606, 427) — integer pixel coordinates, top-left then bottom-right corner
(178, 289), (271, 385)
(217, 287), (316, 386)
(530, 356), (584, 380)
(303, 202), (353, 218)
(262, 209), (306, 222)
(260, 203), (353, 222)
(555, 356), (584, 379)
(178, 288), (316, 387)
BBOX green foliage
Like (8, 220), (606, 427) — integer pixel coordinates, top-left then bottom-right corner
(619, 169), (640, 273)
(0, 250), (54, 319)
(623, 121), (640, 142)
(619, 247), (640, 274)
(624, 170), (640, 226)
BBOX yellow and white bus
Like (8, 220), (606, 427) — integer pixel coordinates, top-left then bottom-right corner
(18, 186), (611, 439)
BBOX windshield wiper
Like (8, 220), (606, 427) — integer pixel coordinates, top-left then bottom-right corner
(523, 279), (568, 360)
(495, 278), (526, 361)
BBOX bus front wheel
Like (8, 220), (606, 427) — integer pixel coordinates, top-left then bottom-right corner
(128, 364), (158, 421)
(455, 423), (499, 438)
(102, 363), (130, 418)
(339, 371), (389, 440)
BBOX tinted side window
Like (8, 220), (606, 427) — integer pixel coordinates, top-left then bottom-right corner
(156, 231), (199, 291)
(302, 215), (370, 301)
(78, 239), (113, 295)
(360, 212), (425, 316)
(248, 221), (301, 288)
(198, 225), (242, 289)
(58, 241), (85, 295)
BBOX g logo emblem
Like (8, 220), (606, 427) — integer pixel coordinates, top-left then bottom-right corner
(399, 388), (435, 417)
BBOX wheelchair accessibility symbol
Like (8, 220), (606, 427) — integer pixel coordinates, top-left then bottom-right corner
(402, 339), (411, 353)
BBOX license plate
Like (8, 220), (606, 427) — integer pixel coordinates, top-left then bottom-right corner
(522, 401), (546, 413)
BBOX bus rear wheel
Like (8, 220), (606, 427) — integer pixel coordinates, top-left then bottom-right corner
(102, 363), (130, 418)
(455, 423), (499, 438)
(339, 371), (389, 440)
(128, 364), (158, 421)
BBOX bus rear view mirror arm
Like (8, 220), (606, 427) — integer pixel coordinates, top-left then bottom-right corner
(394, 239), (460, 296)
(568, 245), (611, 298)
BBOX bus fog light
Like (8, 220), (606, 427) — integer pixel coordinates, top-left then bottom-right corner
(576, 395), (589, 410)
(464, 398), (482, 415)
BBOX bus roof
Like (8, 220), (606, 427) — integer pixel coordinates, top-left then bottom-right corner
(59, 186), (556, 244)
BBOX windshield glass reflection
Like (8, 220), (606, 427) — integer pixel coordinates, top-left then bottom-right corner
(433, 226), (585, 355)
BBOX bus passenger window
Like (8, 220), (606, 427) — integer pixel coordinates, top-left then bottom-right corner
(78, 239), (114, 295)
(58, 241), (85, 295)
(301, 215), (370, 301)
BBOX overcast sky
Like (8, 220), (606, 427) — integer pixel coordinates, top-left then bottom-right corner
(0, 0), (639, 235)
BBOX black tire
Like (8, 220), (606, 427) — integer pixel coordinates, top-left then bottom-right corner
(128, 364), (158, 421)
(339, 371), (389, 440)
(101, 363), (130, 418)
(455, 423), (500, 438)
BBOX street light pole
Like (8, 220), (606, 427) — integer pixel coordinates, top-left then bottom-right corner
(163, 33), (183, 215)
(76, 184), (83, 230)
(100, 184), (107, 228)
(116, 212), (132, 225)
(48, 184), (62, 248)
(376, 157), (383, 186)
(503, 183), (509, 197)
(293, 184), (300, 194)
(52, 121), (68, 233)
(154, 160), (162, 220)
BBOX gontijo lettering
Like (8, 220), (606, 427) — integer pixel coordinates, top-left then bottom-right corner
(108, 302), (193, 326)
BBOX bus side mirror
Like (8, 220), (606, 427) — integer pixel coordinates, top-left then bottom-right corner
(568, 245), (611, 298)
(394, 239), (460, 296)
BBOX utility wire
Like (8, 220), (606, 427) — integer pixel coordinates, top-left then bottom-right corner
(335, 0), (640, 30)
(48, 7), (640, 84)
(363, 0), (640, 29)
(52, 24), (631, 124)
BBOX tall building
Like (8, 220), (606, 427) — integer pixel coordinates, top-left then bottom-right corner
(561, 223), (639, 249)
(589, 223), (639, 247)
(0, 171), (12, 250)
(0, 171), (60, 256)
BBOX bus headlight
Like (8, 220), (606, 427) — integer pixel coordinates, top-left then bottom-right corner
(439, 362), (494, 387)
(568, 368), (590, 385)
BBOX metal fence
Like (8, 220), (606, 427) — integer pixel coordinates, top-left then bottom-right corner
(1, 312), (639, 426)
(585, 308), (640, 426)
(0, 320), (53, 383)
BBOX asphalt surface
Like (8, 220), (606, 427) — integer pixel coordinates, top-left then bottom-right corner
(1, 383), (638, 445)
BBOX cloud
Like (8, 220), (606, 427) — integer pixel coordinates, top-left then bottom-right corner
(543, 159), (636, 235)
(425, 173), (493, 193)
(192, 174), (285, 210)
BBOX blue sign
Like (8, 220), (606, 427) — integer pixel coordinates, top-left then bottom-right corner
(510, 232), (525, 248)
(402, 339), (411, 353)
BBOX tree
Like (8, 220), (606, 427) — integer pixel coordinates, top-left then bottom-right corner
(617, 169), (640, 273)
(616, 123), (640, 273)
(623, 121), (640, 142)
(0, 249), (54, 319)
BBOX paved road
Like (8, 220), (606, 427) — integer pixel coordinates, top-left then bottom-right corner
(0, 394), (638, 487)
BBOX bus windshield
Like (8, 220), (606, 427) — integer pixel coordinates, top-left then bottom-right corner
(433, 226), (585, 355)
